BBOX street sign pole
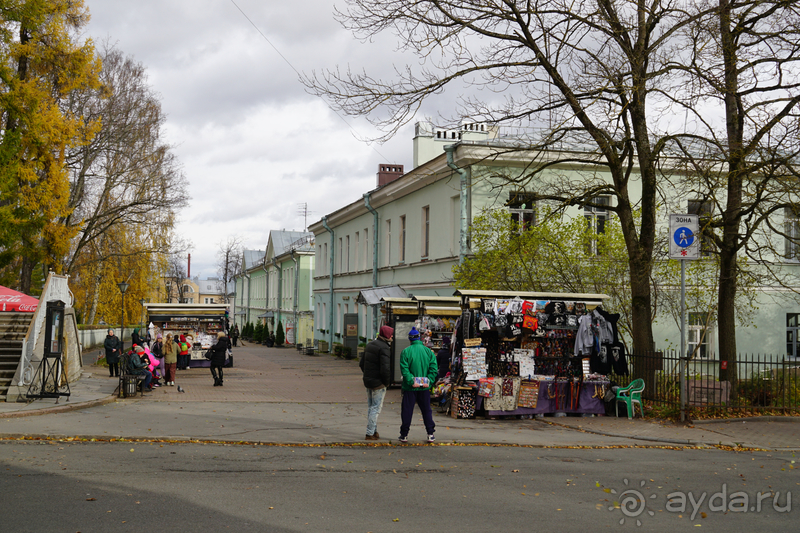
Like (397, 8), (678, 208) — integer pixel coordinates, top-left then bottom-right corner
(669, 214), (699, 423)
(680, 259), (686, 422)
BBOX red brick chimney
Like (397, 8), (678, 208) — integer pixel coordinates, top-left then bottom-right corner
(377, 164), (404, 187)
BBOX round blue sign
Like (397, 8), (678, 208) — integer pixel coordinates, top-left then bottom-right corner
(673, 227), (694, 248)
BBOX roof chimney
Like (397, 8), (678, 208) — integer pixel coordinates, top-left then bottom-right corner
(187, 253), (191, 278)
(377, 164), (404, 187)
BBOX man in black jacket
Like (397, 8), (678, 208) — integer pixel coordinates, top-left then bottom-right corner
(359, 325), (393, 440)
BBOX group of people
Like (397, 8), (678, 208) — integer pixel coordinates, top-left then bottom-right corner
(359, 325), (439, 443)
(103, 328), (230, 392)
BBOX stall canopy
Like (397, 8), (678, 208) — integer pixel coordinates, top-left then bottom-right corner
(357, 285), (406, 306)
(257, 311), (274, 318)
(0, 286), (38, 312)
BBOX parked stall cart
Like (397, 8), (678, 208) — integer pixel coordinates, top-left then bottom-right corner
(144, 303), (230, 368)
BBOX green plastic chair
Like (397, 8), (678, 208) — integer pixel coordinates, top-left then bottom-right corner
(615, 379), (645, 419)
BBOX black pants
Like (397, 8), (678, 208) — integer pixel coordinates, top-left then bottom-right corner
(109, 363), (119, 377)
(210, 365), (223, 383)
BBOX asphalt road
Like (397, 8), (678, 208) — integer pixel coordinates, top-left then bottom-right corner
(1, 441), (797, 532)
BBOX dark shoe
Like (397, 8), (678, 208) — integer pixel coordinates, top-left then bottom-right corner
(365, 434), (379, 440)
(398, 435), (408, 443)
(373, 431), (380, 439)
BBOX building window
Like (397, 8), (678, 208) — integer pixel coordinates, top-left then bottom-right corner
(507, 191), (537, 234)
(785, 208), (800, 261)
(338, 238), (343, 274)
(355, 232), (360, 272)
(385, 219), (392, 266)
(584, 195), (610, 255)
(688, 312), (713, 358)
(422, 206), (430, 258)
(688, 199), (714, 257)
(346, 235), (350, 272)
(399, 215), (406, 263)
(363, 228), (369, 270)
(788, 313), (800, 359)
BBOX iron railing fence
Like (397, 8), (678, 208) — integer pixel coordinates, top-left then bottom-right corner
(607, 351), (800, 413)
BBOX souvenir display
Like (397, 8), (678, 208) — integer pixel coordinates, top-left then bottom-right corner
(446, 293), (623, 419)
(517, 381), (540, 408)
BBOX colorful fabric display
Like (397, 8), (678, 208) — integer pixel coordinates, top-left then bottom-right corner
(478, 377), (494, 397)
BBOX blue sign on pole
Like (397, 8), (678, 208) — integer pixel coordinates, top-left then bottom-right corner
(673, 227), (695, 248)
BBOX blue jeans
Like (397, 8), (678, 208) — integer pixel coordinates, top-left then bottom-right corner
(366, 386), (387, 436)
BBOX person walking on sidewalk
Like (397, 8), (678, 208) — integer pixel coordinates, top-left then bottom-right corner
(360, 325), (393, 440)
(398, 327), (438, 443)
(231, 324), (239, 347)
(209, 331), (229, 386)
(163, 333), (177, 386)
(104, 329), (121, 377)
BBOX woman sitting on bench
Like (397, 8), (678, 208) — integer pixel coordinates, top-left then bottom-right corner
(130, 346), (153, 393)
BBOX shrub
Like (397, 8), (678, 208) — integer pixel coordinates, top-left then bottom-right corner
(276, 321), (285, 346)
(253, 322), (264, 343)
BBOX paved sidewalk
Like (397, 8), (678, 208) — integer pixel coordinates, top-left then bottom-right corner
(1, 342), (799, 450)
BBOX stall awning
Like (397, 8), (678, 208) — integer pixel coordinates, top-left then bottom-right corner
(257, 311), (274, 318)
(357, 285), (407, 306)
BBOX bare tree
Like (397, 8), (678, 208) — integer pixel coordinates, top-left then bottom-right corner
(304, 0), (723, 354)
(216, 236), (243, 304)
(60, 44), (189, 278)
(165, 254), (189, 304)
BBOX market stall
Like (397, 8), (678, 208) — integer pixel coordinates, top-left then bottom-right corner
(144, 303), (230, 368)
(380, 297), (418, 386)
(445, 289), (626, 418)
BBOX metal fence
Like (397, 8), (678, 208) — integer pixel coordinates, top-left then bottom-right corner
(608, 351), (800, 414)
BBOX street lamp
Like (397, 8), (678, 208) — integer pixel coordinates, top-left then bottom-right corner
(139, 297), (146, 329)
(118, 281), (130, 354)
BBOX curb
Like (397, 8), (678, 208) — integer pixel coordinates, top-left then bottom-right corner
(691, 416), (800, 425)
(539, 419), (800, 450)
(0, 394), (118, 419)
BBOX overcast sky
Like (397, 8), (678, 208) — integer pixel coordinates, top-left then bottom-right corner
(83, 0), (427, 280)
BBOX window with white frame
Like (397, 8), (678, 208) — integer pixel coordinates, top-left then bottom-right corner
(507, 191), (537, 234)
(363, 228), (369, 270)
(688, 312), (713, 358)
(399, 215), (406, 263)
(355, 232), (360, 271)
(584, 195), (611, 255)
(338, 238), (343, 273)
(385, 219), (392, 266)
(788, 313), (799, 359)
(422, 206), (430, 258)
(785, 208), (800, 261)
(688, 199), (714, 257)
(346, 235), (350, 272)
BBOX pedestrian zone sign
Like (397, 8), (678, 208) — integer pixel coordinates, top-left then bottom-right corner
(669, 214), (700, 260)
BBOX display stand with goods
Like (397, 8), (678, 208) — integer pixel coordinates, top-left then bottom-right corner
(144, 303), (230, 368)
(444, 290), (627, 419)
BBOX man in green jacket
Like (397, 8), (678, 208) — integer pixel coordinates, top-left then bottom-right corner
(398, 327), (438, 443)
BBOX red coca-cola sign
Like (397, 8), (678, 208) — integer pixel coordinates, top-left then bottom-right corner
(0, 287), (39, 312)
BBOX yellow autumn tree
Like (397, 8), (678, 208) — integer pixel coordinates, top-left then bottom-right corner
(0, 0), (102, 292)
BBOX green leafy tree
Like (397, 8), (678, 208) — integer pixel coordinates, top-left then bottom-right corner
(454, 207), (632, 340)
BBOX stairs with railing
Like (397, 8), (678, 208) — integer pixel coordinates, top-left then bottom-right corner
(0, 312), (32, 401)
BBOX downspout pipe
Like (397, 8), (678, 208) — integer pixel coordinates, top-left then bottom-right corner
(321, 216), (335, 348)
(363, 192), (380, 336)
(291, 249), (299, 345)
(273, 257), (282, 340)
(444, 144), (469, 264)
(244, 271), (251, 327)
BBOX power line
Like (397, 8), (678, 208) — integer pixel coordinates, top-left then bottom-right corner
(228, 0), (393, 163)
